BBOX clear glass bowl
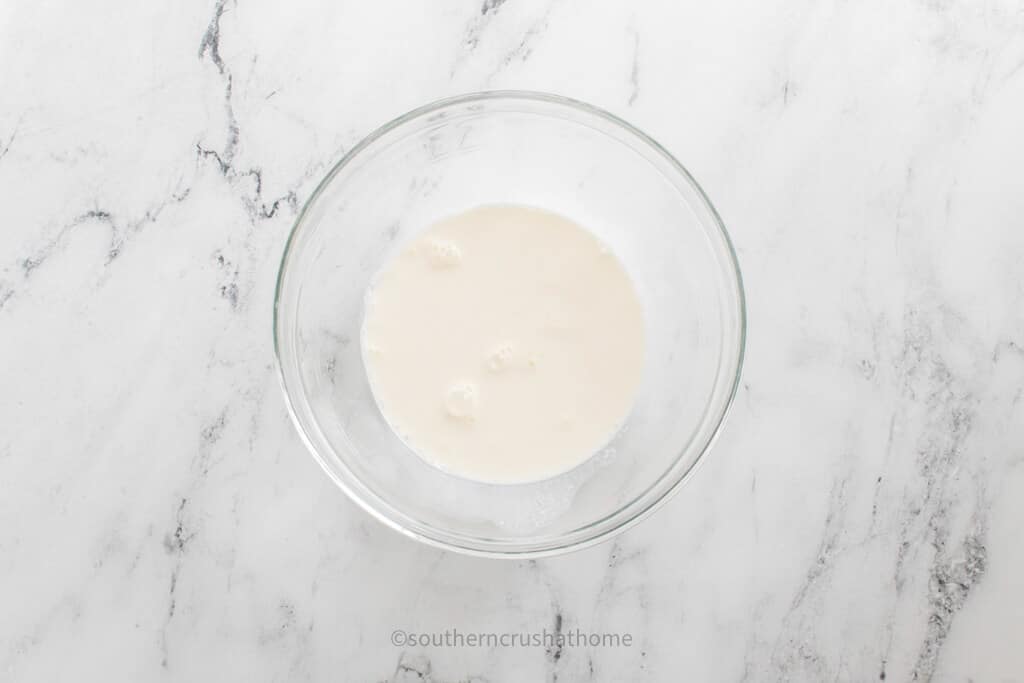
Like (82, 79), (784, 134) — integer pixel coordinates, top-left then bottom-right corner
(274, 91), (745, 558)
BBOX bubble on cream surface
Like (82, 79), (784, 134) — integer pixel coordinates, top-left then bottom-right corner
(362, 204), (645, 484)
(423, 238), (462, 268)
(443, 381), (479, 421)
(486, 342), (516, 372)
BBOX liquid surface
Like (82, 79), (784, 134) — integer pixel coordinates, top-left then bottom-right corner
(362, 205), (645, 483)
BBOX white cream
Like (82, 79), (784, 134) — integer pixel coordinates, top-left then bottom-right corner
(362, 205), (645, 483)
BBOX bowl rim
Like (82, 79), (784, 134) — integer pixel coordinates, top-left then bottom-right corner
(273, 90), (747, 558)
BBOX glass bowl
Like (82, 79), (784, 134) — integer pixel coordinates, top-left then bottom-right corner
(274, 91), (745, 558)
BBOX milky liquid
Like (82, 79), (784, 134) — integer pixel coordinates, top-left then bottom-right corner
(362, 205), (645, 484)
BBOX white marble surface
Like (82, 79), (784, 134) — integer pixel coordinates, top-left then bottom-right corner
(2, 0), (1024, 680)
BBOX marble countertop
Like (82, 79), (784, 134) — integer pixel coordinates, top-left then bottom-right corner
(3, 1), (1024, 680)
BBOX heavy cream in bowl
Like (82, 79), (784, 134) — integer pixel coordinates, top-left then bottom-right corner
(274, 92), (745, 557)
(362, 205), (645, 484)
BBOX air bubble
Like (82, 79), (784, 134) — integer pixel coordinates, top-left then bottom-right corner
(423, 239), (462, 268)
(486, 341), (516, 372)
(444, 381), (479, 421)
